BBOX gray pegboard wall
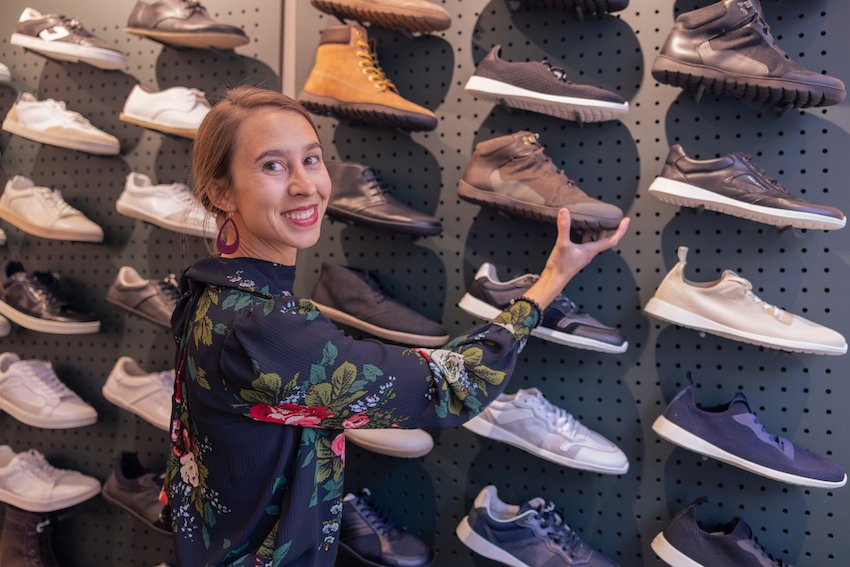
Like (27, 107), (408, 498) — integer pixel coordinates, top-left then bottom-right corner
(294, 0), (850, 565)
(0, 0), (282, 564)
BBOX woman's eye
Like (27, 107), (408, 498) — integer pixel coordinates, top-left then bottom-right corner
(304, 154), (321, 166)
(263, 161), (284, 172)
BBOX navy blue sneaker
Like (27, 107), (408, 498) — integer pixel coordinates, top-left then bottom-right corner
(456, 485), (618, 567)
(653, 386), (846, 489)
(652, 499), (791, 567)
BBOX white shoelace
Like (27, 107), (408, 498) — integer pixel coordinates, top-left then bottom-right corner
(186, 88), (210, 109)
(35, 187), (78, 217)
(527, 392), (580, 438)
(42, 99), (94, 129)
(743, 287), (782, 318)
(16, 450), (61, 482)
(17, 362), (71, 402)
(159, 370), (175, 391)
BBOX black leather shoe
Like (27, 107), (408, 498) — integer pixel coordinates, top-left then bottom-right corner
(310, 263), (449, 347)
(0, 261), (99, 334)
(326, 162), (442, 237)
(339, 489), (433, 567)
(106, 266), (180, 328)
(125, 0), (249, 49)
(101, 452), (172, 536)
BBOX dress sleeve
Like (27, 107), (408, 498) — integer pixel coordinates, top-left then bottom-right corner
(222, 296), (540, 430)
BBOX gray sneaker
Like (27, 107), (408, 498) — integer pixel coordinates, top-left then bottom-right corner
(465, 46), (628, 123)
(458, 132), (624, 230)
(649, 145), (845, 230)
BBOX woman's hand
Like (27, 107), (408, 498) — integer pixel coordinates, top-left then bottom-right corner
(523, 208), (630, 312)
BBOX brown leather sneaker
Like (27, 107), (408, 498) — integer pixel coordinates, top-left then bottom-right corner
(299, 24), (438, 131)
(458, 132), (623, 230)
(310, 0), (451, 34)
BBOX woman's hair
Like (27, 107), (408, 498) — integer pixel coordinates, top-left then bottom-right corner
(191, 86), (319, 222)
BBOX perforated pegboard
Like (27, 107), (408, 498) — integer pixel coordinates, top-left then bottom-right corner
(0, 0), (282, 564)
(293, 0), (850, 565)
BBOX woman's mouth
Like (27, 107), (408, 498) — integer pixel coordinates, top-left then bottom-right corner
(282, 205), (319, 227)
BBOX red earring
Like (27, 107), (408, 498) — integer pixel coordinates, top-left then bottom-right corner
(216, 216), (239, 254)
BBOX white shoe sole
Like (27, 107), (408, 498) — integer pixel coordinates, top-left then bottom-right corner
(650, 532), (705, 567)
(463, 415), (629, 474)
(119, 112), (198, 139)
(10, 33), (127, 70)
(310, 301), (449, 348)
(458, 293), (628, 354)
(102, 383), (170, 431)
(1, 117), (119, 155)
(0, 204), (103, 242)
(0, 398), (96, 429)
(652, 415), (847, 488)
(456, 517), (530, 567)
(648, 177), (846, 230)
(115, 197), (215, 239)
(464, 75), (629, 123)
(344, 429), (433, 458)
(0, 300), (100, 335)
(0, 480), (100, 513)
(644, 297), (847, 355)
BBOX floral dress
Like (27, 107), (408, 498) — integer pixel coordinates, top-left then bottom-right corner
(165, 257), (540, 567)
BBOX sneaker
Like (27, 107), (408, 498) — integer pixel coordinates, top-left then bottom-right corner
(459, 262), (627, 354)
(119, 85), (211, 139)
(299, 23), (438, 131)
(0, 352), (97, 429)
(116, 172), (216, 238)
(345, 428), (434, 458)
(0, 261), (100, 335)
(458, 132), (623, 230)
(124, 0), (249, 49)
(106, 267), (180, 329)
(0, 63), (10, 83)
(515, 0), (628, 16)
(652, 0), (845, 108)
(101, 452), (172, 536)
(326, 161), (442, 236)
(644, 247), (847, 355)
(310, 263), (449, 347)
(2, 93), (120, 155)
(464, 388), (628, 474)
(310, 0), (451, 34)
(457, 485), (618, 567)
(102, 357), (173, 431)
(0, 446), (101, 512)
(0, 175), (104, 242)
(653, 385), (845, 488)
(649, 145), (846, 230)
(652, 499), (792, 567)
(465, 46), (628, 123)
(10, 7), (127, 70)
(339, 489), (434, 567)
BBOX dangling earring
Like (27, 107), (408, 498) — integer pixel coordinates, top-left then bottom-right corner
(216, 215), (240, 254)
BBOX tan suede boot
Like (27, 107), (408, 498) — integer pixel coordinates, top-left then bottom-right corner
(309, 0), (451, 34)
(299, 24), (438, 131)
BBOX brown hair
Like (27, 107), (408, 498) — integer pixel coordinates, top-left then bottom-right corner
(191, 86), (319, 222)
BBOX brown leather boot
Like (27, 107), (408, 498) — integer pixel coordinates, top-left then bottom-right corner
(309, 0), (451, 34)
(299, 24), (438, 131)
(0, 506), (60, 567)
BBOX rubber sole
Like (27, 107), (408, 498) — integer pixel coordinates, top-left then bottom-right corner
(123, 27), (248, 50)
(650, 532), (704, 567)
(0, 481), (100, 513)
(457, 180), (622, 231)
(465, 75), (628, 123)
(101, 487), (172, 536)
(310, 301), (449, 347)
(2, 118), (119, 156)
(0, 204), (103, 242)
(10, 33), (127, 70)
(458, 294), (627, 354)
(516, 0), (628, 15)
(119, 113), (197, 139)
(0, 398), (96, 430)
(298, 92), (437, 132)
(652, 415), (847, 488)
(0, 300), (100, 335)
(644, 297), (847, 355)
(325, 208), (442, 236)
(344, 429), (434, 458)
(309, 0), (450, 33)
(102, 383), (170, 432)
(651, 55), (847, 109)
(648, 177), (846, 230)
(456, 517), (529, 567)
(105, 295), (171, 329)
(115, 199), (215, 239)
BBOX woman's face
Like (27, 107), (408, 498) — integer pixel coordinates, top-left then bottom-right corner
(221, 108), (331, 265)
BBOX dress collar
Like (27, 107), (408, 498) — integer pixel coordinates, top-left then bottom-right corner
(184, 257), (296, 298)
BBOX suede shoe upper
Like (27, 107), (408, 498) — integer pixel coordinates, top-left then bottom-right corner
(102, 452), (172, 536)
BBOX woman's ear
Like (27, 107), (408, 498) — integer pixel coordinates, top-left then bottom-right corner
(208, 178), (235, 213)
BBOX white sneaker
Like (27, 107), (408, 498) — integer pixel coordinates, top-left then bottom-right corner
(464, 388), (629, 474)
(2, 93), (120, 155)
(120, 85), (211, 139)
(116, 172), (216, 238)
(345, 429), (434, 458)
(0, 352), (97, 429)
(102, 357), (173, 431)
(0, 176), (104, 242)
(0, 445), (101, 512)
(0, 63), (10, 83)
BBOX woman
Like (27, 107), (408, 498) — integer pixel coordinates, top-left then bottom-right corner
(165, 86), (629, 566)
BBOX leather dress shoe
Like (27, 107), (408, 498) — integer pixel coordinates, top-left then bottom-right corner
(339, 489), (433, 567)
(101, 452), (172, 536)
(327, 162), (442, 237)
(125, 0), (249, 49)
(106, 266), (180, 328)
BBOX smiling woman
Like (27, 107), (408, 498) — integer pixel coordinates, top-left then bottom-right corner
(165, 86), (628, 566)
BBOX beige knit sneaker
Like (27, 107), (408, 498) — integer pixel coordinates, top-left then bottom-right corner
(645, 247), (847, 355)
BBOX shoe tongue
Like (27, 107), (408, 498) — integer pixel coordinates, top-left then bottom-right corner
(10, 175), (34, 190)
(727, 392), (752, 414)
(730, 517), (753, 540)
(360, 167), (378, 183)
(517, 387), (541, 400)
(519, 497), (546, 514)
(720, 270), (750, 287)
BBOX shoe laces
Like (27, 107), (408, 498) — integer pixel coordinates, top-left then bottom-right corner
(35, 187), (78, 217)
(738, 1), (790, 59)
(356, 492), (396, 535)
(185, 88), (210, 109)
(41, 99), (92, 128)
(20, 361), (71, 401)
(58, 16), (91, 37)
(17, 450), (61, 483)
(355, 39), (397, 92)
(360, 271), (388, 304)
(158, 274), (181, 303)
(533, 503), (582, 555)
(171, 183), (199, 205)
(737, 154), (789, 194)
(543, 60), (573, 84)
(361, 169), (390, 199)
(159, 369), (176, 390)
(524, 144), (577, 189)
(527, 390), (580, 438)
(741, 285), (782, 319)
(751, 535), (789, 566)
(29, 272), (68, 313)
(183, 0), (208, 15)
